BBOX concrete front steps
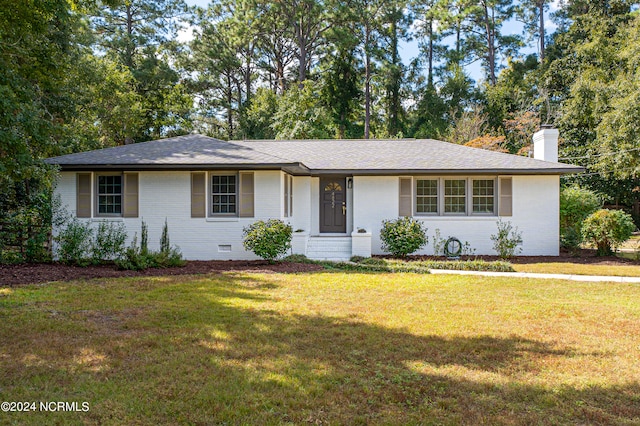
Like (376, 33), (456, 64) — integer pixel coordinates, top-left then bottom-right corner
(306, 237), (352, 261)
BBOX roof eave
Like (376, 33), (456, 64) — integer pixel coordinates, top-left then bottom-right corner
(309, 167), (585, 176)
(52, 162), (308, 172)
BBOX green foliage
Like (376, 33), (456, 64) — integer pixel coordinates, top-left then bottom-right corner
(56, 220), (129, 266)
(141, 220), (149, 256)
(116, 221), (185, 270)
(92, 222), (127, 264)
(160, 219), (171, 254)
(380, 217), (428, 257)
(282, 254), (315, 264)
(117, 234), (151, 271)
(55, 219), (94, 266)
(272, 81), (336, 139)
(0, 192), (54, 264)
(581, 209), (635, 256)
(490, 220), (523, 259)
(559, 186), (601, 251)
(321, 47), (363, 138)
(243, 219), (293, 262)
(347, 256), (514, 273)
(240, 88), (278, 139)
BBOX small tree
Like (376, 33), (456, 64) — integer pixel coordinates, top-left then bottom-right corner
(380, 217), (428, 257)
(582, 209), (635, 256)
(490, 219), (523, 259)
(243, 219), (292, 263)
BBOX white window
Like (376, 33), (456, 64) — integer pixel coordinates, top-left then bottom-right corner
(444, 179), (466, 214)
(416, 179), (438, 214)
(96, 174), (122, 216)
(472, 179), (496, 214)
(413, 177), (497, 216)
(211, 174), (237, 215)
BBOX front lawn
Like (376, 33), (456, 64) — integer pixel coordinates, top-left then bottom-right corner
(512, 262), (640, 277)
(1, 272), (639, 424)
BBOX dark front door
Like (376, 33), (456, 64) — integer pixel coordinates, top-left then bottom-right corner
(320, 177), (347, 233)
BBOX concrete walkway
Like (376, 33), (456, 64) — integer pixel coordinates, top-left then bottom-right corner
(429, 269), (640, 283)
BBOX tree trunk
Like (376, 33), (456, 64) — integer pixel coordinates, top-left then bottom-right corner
(226, 74), (234, 139)
(483, 2), (496, 85)
(539, 0), (545, 61)
(427, 19), (434, 86)
(387, 16), (400, 136)
(125, 4), (134, 69)
(296, 19), (307, 86)
(364, 22), (371, 139)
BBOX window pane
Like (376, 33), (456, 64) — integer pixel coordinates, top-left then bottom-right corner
(97, 175), (122, 215)
(472, 179), (495, 213)
(444, 179), (466, 213)
(211, 174), (237, 214)
(416, 179), (438, 213)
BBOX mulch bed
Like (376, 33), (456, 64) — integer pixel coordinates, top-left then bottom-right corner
(1, 249), (636, 287)
(0, 260), (324, 287)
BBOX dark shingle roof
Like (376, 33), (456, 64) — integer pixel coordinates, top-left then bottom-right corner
(45, 134), (582, 174)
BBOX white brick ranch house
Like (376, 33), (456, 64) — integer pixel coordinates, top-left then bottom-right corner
(46, 128), (582, 260)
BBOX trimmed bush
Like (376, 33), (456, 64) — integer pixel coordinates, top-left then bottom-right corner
(560, 187), (600, 252)
(490, 219), (523, 259)
(243, 219), (293, 262)
(582, 209), (635, 256)
(380, 217), (428, 257)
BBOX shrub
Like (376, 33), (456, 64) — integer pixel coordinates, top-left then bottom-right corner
(160, 218), (170, 254)
(581, 209), (635, 256)
(380, 217), (427, 257)
(116, 220), (185, 270)
(283, 254), (314, 263)
(116, 234), (150, 271)
(92, 222), (127, 263)
(243, 219), (292, 262)
(559, 186), (600, 251)
(490, 219), (523, 259)
(55, 219), (94, 265)
(140, 220), (149, 256)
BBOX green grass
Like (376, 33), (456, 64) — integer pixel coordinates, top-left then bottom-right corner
(2, 272), (640, 424)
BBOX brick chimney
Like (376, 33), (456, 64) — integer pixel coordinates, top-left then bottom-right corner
(533, 125), (558, 162)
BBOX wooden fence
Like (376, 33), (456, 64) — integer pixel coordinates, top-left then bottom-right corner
(0, 220), (52, 262)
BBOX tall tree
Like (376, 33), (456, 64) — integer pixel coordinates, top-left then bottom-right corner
(277, 0), (334, 85)
(411, 0), (448, 86)
(543, 0), (639, 204)
(254, 1), (297, 94)
(355, 0), (386, 138)
(188, 6), (245, 139)
(519, 0), (552, 61)
(0, 0), (84, 211)
(379, 0), (409, 137)
(466, 0), (521, 85)
(91, 0), (192, 142)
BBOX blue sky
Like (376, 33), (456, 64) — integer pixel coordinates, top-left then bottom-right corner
(181, 0), (560, 84)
